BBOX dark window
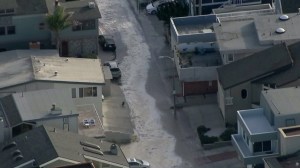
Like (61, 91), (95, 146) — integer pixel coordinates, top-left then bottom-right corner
(82, 20), (95, 30)
(202, 0), (212, 3)
(263, 141), (271, 151)
(253, 142), (262, 153)
(72, 25), (81, 31)
(0, 27), (5, 35)
(0, 9), (4, 14)
(7, 26), (15, 34)
(286, 119), (295, 127)
(241, 89), (247, 99)
(79, 88), (83, 98)
(72, 88), (76, 98)
(196, 0), (200, 4)
(92, 87), (97, 97)
(6, 8), (14, 13)
(39, 23), (45, 30)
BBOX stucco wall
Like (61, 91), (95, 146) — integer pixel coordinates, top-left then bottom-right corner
(280, 131), (300, 156)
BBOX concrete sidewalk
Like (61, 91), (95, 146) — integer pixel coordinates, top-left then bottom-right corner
(102, 81), (134, 144)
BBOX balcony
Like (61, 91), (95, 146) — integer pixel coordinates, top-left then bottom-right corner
(175, 49), (222, 82)
(232, 134), (279, 165)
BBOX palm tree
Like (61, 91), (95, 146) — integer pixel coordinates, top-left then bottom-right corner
(46, 6), (71, 54)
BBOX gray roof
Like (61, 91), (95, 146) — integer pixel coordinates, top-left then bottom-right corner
(16, 89), (78, 122)
(61, 0), (101, 20)
(262, 87), (300, 116)
(238, 108), (274, 134)
(0, 89), (78, 127)
(217, 43), (293, 89)
(213, 4), (272, 14)
(264, 150), (300, 168)
(0, 0), (49, 15)
(0, 126), (129, 167)
(255, 41), (300, 86)
(281, 0), (300, 14)
(0, 50), (104, 89)
(0, 95), (22, 127)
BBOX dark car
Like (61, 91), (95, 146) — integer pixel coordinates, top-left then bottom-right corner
(98, 35), (116, 51)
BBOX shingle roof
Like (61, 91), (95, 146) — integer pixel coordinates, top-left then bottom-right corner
(281, 0), (300, 14)
(217, 43), (293, 89)
(0, 126), (129, 167)
(255, 41), (300, 86)
(0, 95), (22, 127)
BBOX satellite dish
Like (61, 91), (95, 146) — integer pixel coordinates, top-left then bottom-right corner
(275, 28), (286, 34)
(279, 15), (289, 21)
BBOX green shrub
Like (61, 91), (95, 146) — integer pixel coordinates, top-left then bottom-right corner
(200, 135), (219, 144)
(220, 128), (237, 141)
(197, 125), (210, 136)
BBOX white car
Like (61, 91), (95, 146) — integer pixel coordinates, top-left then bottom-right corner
(103, 61), (121, 79)
(146, 0), (173, 14)
(127, 158), (150, 168)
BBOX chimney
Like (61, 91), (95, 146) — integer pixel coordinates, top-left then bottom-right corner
(110, 144), (118, 155)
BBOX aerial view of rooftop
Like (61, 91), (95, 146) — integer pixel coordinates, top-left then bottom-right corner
(1, 0), (300, 167)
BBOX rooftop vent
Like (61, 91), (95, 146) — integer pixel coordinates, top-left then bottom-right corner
(88, 2), (96, 8)
(2, 141), (17, 151)
(13, 154), (23, 162)
(275, 28), (285, 34)
(54, 71), (58, 76)
(279, 15), (289, 21)
(110, 144), (118, 155)
(50, 104), (62, 115)
(83, 147), (103, 155)
(80, 141), (101, 150)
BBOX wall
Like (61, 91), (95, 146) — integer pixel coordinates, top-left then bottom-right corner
(177, 42), (215, 53)
(179, 66), (219, 81)
(225, 82), (252, 124)
(60, 19), (99, 39)
(274, 113), (300, 128)
(217, 81), (225, 119)
(36, 115), (78, 133)
(0, 14), (51, 49)
(68, 38), (98, 56)
(251, 83), (262, 104)
(280, 129), (300, 155)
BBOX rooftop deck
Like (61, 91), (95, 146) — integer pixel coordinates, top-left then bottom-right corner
(178, 50), (222, 68)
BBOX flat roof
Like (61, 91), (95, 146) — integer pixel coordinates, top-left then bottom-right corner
(13, 89), (78, 122)
(262, 87), (300, 116)
(33, 56), (105, 84)
(255, 13), (300, 45)
(264, 151), (300, 168)
(213, 4), (272, 14)
(0, 50), (105, 89)
(213, 19), (270, 52)
(238, 108), (274, 134)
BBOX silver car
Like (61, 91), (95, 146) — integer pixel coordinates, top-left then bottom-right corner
(127, 158), (150, 168)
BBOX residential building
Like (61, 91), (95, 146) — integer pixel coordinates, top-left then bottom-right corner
(213, 12), (300, 65)
(0, 50), (105, 117)
(0, 89), (79, 143)
(170, 15), (222, 96)
(0, 0), (101, 57)
(218, 41), (300, 124)
(264, 150), (300, 168)
(232, 87), (300, 168)
(0, 126), (129, 168)
(187, 0), (264, 15)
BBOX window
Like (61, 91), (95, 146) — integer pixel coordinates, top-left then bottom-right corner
(286, 119), (295, 127)
(0, 9), (4, 14)
(72, 20), (95, 31)
(82, 20), (95, 30)
(72, 88), (76, 98)
(253, 141), (271, 153)
(0, 27), (5, 35)
(7, 26), (15, 34)
(39, 23), (45, 30)
(241, 89), (247, 99)
(79, 87), (97, 98)
(227, 54), (234, 62)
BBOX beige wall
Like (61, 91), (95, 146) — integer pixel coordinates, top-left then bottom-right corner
(279, 127), (300, 156)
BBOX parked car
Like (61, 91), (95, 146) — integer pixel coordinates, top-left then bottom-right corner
(127, 158), (150, 168)
(98, 35), (116, 51)
(103, 61), (121, 79)
(146, 0), (173, 14)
